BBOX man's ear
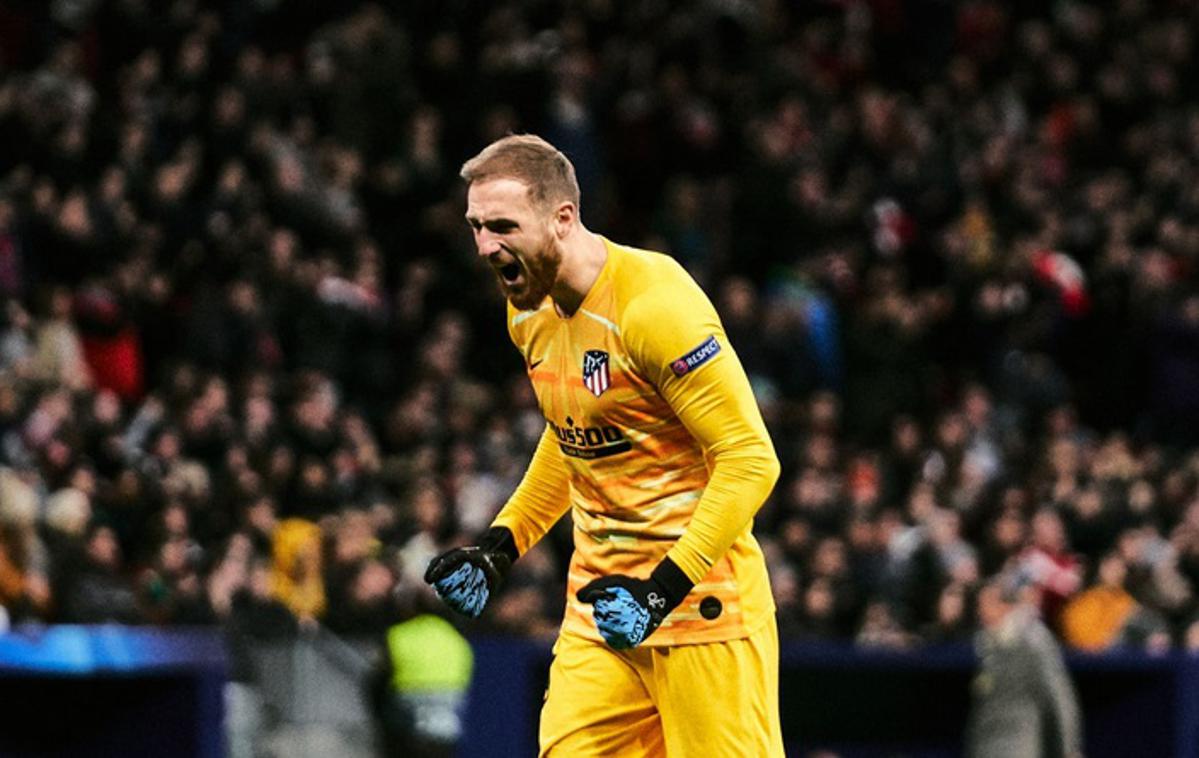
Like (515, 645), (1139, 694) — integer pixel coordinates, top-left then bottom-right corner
(552, 201), (577, 238)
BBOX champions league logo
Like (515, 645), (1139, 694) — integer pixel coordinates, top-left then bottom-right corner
(582, 350), (610, 397)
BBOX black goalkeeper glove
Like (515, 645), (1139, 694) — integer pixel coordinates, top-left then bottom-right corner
(424, 526), (518, 618)
(576, 557), (694, 649)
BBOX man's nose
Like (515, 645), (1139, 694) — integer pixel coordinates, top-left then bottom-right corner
(475, 229), (501, 257)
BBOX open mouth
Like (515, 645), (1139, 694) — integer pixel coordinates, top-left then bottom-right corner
(499, 262), (521, 282)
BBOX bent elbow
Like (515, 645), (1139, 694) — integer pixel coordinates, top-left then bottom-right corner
(733, 436), (780, 491)
(709, 432), (781, 494)
(760, 445), (781, 491)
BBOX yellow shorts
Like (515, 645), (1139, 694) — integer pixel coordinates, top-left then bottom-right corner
(538, 619), (783, 757)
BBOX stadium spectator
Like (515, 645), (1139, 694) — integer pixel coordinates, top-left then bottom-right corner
(1018, 508), (1082, 629)
(966, 575), (1082, 758)
(57, 523), (142, 624)
(1059, 551), (1138, 652)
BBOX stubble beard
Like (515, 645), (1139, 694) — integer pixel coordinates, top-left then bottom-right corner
(505, 240), (562, 311)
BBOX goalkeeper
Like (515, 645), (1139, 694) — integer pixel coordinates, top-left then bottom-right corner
(425, 134), (784, 757)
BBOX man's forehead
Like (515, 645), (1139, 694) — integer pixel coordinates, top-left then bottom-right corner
(466, 176), (536, 216)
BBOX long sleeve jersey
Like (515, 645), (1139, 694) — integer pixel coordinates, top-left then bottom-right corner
(492, 237), (780, 646)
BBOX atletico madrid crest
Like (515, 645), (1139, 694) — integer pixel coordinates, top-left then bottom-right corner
(582, 350), (610, 397)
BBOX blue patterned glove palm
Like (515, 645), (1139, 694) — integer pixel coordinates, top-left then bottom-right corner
(577, 558), (694, 649)
(424, 528), (518, 618)
(430, 560), (494, 617)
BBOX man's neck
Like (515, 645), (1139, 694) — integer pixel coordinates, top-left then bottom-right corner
(551, 229), (607, 316)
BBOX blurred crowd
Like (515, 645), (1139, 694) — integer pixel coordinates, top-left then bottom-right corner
(0, 0), (1198, 656)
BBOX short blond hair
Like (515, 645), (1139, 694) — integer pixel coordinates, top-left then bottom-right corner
(460, 134), (580, 211)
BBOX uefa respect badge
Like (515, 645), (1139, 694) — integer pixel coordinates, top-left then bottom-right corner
(670, 335), (721, 377)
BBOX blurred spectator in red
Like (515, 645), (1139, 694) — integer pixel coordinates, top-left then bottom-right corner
(1018, 508), (1082, 630)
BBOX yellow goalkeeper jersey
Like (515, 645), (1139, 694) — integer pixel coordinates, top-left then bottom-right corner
(493, 238), (780, 646)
